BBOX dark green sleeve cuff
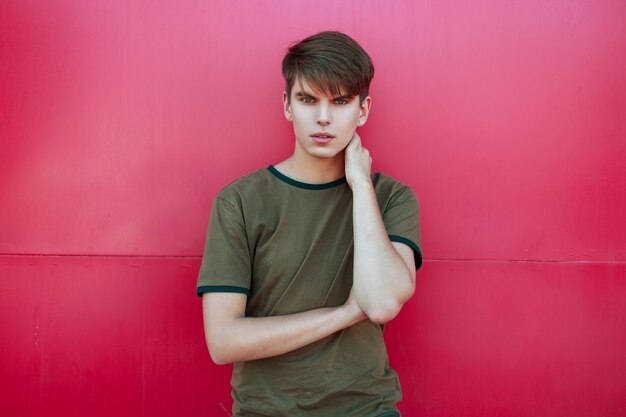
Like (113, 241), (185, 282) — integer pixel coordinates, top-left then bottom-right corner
(389, 235), (423, 271)
(197, 285), (251, 297)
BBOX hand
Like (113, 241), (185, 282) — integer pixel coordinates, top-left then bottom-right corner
(345, 132), (372, 189)
(344, 285), (367, 324)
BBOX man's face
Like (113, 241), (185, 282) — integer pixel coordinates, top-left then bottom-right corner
(283, 78), (371, 160)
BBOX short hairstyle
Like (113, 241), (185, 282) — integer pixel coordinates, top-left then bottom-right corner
(282, 31), (375, 104)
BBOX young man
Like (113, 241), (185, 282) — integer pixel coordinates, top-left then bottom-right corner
(197, 31), (422, 417)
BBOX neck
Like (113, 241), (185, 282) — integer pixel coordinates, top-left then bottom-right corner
(275, 148), (346, 184)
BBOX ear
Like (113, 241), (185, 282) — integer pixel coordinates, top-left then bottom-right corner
(357, 96), (372, 127)
(282, 91), (293, 121)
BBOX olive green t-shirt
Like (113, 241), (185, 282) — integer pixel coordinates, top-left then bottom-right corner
(197, 165), (422, 417)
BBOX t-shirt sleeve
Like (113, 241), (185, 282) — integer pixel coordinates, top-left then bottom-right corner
(196, 196), (252, 297)
(383, 185), (423, 271)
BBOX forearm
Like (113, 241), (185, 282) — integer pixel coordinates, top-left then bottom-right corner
(208, 303), (363, 365)
(352, 180), (414, 323)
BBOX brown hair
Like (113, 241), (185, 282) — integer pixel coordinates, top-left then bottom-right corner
(282, 31), (375, 104)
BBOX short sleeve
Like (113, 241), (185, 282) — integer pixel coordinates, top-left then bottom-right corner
(383, 186), (423, 271)
(196, 196), (252, 297)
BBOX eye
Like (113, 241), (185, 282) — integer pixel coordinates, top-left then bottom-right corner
(301, 97), (315, 103)
(335, 98), (349, 105)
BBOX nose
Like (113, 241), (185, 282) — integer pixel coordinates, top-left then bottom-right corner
(316, 103), (331, 126)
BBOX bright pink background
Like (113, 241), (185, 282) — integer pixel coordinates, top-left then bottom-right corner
(1, 1), (625, 416)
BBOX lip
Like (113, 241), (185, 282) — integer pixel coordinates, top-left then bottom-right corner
(310, 132), (335, 144)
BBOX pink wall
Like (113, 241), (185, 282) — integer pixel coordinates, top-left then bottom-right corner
(1, 1), (625, 416)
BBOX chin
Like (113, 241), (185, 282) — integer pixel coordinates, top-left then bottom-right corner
(305, 147), (343, 159)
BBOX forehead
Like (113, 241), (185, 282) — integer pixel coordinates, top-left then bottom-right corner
(292, 78), (350, 98)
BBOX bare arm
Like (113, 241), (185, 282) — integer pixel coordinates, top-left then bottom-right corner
(345, 133), (417, 324)
(202, 287), (365, 365)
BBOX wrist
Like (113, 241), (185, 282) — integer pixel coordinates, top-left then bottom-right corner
(348, 176), (373, 190)
(341, 300), (366, 325)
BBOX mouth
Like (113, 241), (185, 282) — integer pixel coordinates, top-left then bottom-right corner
(310, 132), (335, 144)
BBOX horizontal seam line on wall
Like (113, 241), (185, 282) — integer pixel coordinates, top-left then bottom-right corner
(0, 253), (202, 259)
(0, 254), (624, 263)
(427, 258), (626, 264)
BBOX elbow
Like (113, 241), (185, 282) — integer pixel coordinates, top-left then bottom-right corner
(365, 302), (402, 325)
(209, 348), (231, 366)
(366, 287), (415, 325)
(211, 356), (232, 366)
(208, 345), (234, 366)
(205, 336), (235, 366)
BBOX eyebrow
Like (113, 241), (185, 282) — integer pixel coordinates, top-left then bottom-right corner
(294, 90), (352, 100)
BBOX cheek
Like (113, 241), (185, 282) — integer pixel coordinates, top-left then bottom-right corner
(344, 108), (361, 125)
(340, 111), (361, 133)
(289, 111), (305, 126)
(291, 109), (310, 126)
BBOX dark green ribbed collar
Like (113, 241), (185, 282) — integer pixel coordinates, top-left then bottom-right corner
(267, 165), (347, 190)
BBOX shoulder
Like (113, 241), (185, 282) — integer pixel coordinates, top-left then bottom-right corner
(215, 167), (274, 206)
(372, 171), (418, 208)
